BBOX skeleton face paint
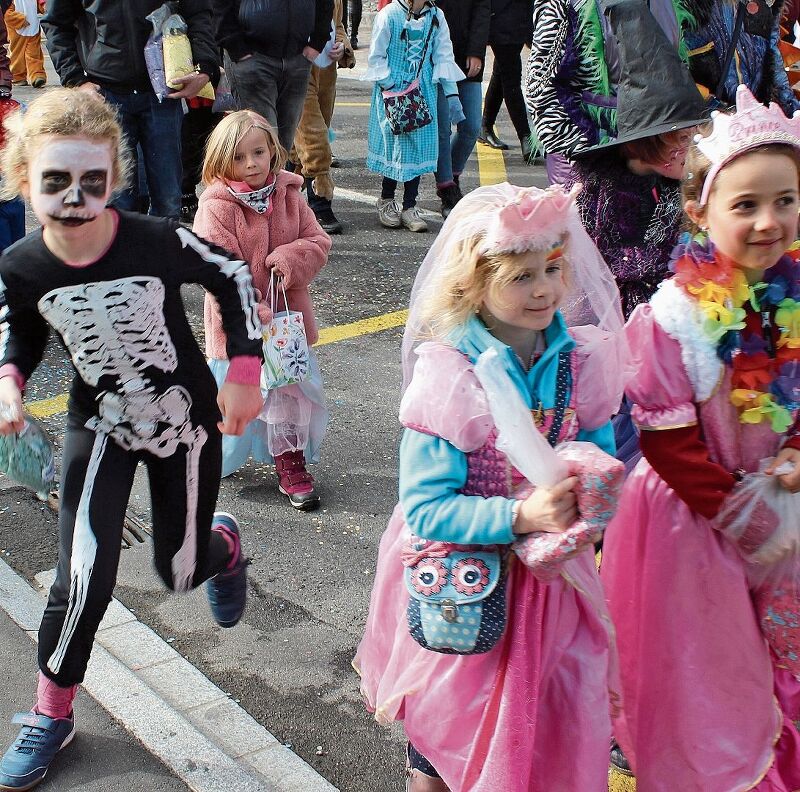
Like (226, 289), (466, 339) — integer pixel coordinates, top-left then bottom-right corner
(28, 137), (114, 228)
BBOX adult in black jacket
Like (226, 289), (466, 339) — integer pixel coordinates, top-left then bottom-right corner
(43, 0), (220, 220)
(213, 0), (334, 151)
(434, 0), (490, 216)
(478, 0), (537, 163)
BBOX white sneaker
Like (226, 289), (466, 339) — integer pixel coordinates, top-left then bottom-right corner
(376, 197), (401, 228)
(400, 205), (428, 232)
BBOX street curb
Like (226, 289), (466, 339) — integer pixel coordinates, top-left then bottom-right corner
(0, 558), (338, 792)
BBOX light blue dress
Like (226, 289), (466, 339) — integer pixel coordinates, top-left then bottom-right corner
(363, 2), (465, 182)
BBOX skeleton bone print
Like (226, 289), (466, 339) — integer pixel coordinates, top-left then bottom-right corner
(38, 276), (208, 671)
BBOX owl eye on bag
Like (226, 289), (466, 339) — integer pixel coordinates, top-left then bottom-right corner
(410, 558), (447, 596)
(452, 558), (490, 595)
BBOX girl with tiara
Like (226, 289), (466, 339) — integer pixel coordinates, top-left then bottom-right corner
(602, 85), (800, 790)
(354, 181), (629, 791)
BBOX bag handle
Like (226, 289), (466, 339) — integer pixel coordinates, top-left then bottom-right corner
(269, 269), (290, 314)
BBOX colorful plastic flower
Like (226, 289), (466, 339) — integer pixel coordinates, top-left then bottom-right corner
(775, 299), (800, 349)
(731, 351), (774, 390)
(772, 361), (800, 409)
(701, 301), (746, 341)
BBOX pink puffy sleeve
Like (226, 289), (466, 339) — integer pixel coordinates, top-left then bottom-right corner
(399, 342), (493, 453)
(625, 304), (698, 429)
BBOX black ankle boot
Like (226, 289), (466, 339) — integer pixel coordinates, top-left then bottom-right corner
(478, 125), (509, 150)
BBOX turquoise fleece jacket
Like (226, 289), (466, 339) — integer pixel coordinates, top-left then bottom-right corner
(399, 313), (615, 545)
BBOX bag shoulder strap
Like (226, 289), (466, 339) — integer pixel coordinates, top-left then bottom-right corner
(715, 1), (746, 101)
(545, 350), (572, 447)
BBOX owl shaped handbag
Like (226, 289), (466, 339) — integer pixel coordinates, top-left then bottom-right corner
(403, 538), (507, 655)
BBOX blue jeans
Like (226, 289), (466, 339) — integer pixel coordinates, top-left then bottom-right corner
(0, 197), (24, 252)
(101, 89), (184, 219)
(435, 81), (482, 186)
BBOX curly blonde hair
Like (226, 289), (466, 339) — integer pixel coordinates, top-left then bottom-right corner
(418, 234), (571, 340)
(201, 110), (286, 186)
(0, 88), (131, 201)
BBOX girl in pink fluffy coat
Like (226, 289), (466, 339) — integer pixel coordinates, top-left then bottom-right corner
(354, 182), (628, 792)
(195, 110), (331, 511)
(601, 85), (800, 791)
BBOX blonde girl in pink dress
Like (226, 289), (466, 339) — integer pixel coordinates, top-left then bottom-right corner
(354, 182), (629, 792)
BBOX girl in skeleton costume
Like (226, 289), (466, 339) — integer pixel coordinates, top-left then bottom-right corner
(0, 89), (264, 792)
(195, 110), (331, 511)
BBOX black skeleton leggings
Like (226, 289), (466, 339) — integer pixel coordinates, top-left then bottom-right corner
(38, 413), (232, 687)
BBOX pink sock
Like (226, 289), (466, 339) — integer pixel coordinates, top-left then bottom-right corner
(35, 672), (77, 719)
(212, 523), (240, 570)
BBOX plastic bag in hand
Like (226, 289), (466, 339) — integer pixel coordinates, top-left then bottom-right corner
(0, 407), (55, 498)
(713, 464), (798, 569)
(513, 442), (624, 580)
(473, 348), (623, 579)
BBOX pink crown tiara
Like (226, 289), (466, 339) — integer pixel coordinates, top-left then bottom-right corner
(480, 183), (582, 254)
(697, 85), (800, 205)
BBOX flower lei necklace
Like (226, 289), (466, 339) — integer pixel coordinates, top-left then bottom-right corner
(671, 233), (800, 433)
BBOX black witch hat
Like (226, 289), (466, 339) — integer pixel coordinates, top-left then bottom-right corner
(573, 0), (708, 157)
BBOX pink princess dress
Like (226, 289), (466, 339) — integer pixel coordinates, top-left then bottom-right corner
(601, 273), (800, 792)
(354, 335), (623, 792)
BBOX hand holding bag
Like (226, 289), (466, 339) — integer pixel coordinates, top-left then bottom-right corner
(261, 272), (309, 390)
(381, 16), (438, 135)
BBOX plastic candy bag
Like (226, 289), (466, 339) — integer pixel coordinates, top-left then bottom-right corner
(145, 3), (214, 101)
(715, 460), (800, 679)
(474, 348), (624, 580)
(162, 12), (214, 100)
(0, 406), (56, 498)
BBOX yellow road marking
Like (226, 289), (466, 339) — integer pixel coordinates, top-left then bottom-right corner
(25, 310), (411, 418)
(315, 309), (408, 346)
(27, 393), (69, 420)
(336, 101), (371, 107)
(476, 141), (507, 186)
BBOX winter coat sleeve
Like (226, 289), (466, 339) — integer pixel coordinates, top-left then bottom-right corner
(264, 200), (330, 290)
(212, 0), (250, 62)
(467, 0), (491, 60)
(769, 8), (800, 114)
(0, 269), (49, 386)
(169, 223), (262, 361)
(525, 0), (589, 155)
(310, 0), (335, 53)
(41, 0), (88, 88)
(432, 10), (467, 90)
(180, 0), (221, 85)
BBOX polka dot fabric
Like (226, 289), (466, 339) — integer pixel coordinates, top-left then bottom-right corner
(405, 547), (507, 655)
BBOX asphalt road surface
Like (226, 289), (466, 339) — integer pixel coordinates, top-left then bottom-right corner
(3, 67), (549, 792)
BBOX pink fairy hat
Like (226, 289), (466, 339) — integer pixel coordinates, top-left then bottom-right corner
(480, 183), (583, 254)
(698, 84), (800, 206)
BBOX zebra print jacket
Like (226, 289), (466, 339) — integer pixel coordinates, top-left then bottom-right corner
(525, 0), (796, 158)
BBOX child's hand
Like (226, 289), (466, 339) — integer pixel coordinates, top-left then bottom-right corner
(0, 377), (24, 435)
(514, 476), (579, 535)
(217, 382), (263, 436)
(765, 447), (800, 493)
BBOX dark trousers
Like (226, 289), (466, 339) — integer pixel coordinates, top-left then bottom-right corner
(101, 88), (184, 219)
(38, 415), (231, 687)
(342, 0), (363, 37)
(225, 52), (312, 152)
(181, 105), (222, 195)
(482, 42), (531, 142)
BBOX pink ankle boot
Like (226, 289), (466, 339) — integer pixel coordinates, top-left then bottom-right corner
(274, 450), (320, 511)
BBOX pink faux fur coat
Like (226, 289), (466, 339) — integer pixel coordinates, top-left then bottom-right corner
(194, 171), (331, 359)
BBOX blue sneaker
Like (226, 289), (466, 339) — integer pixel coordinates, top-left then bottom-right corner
(0, 711), (75, 790)
(205, 513), (248, 628)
